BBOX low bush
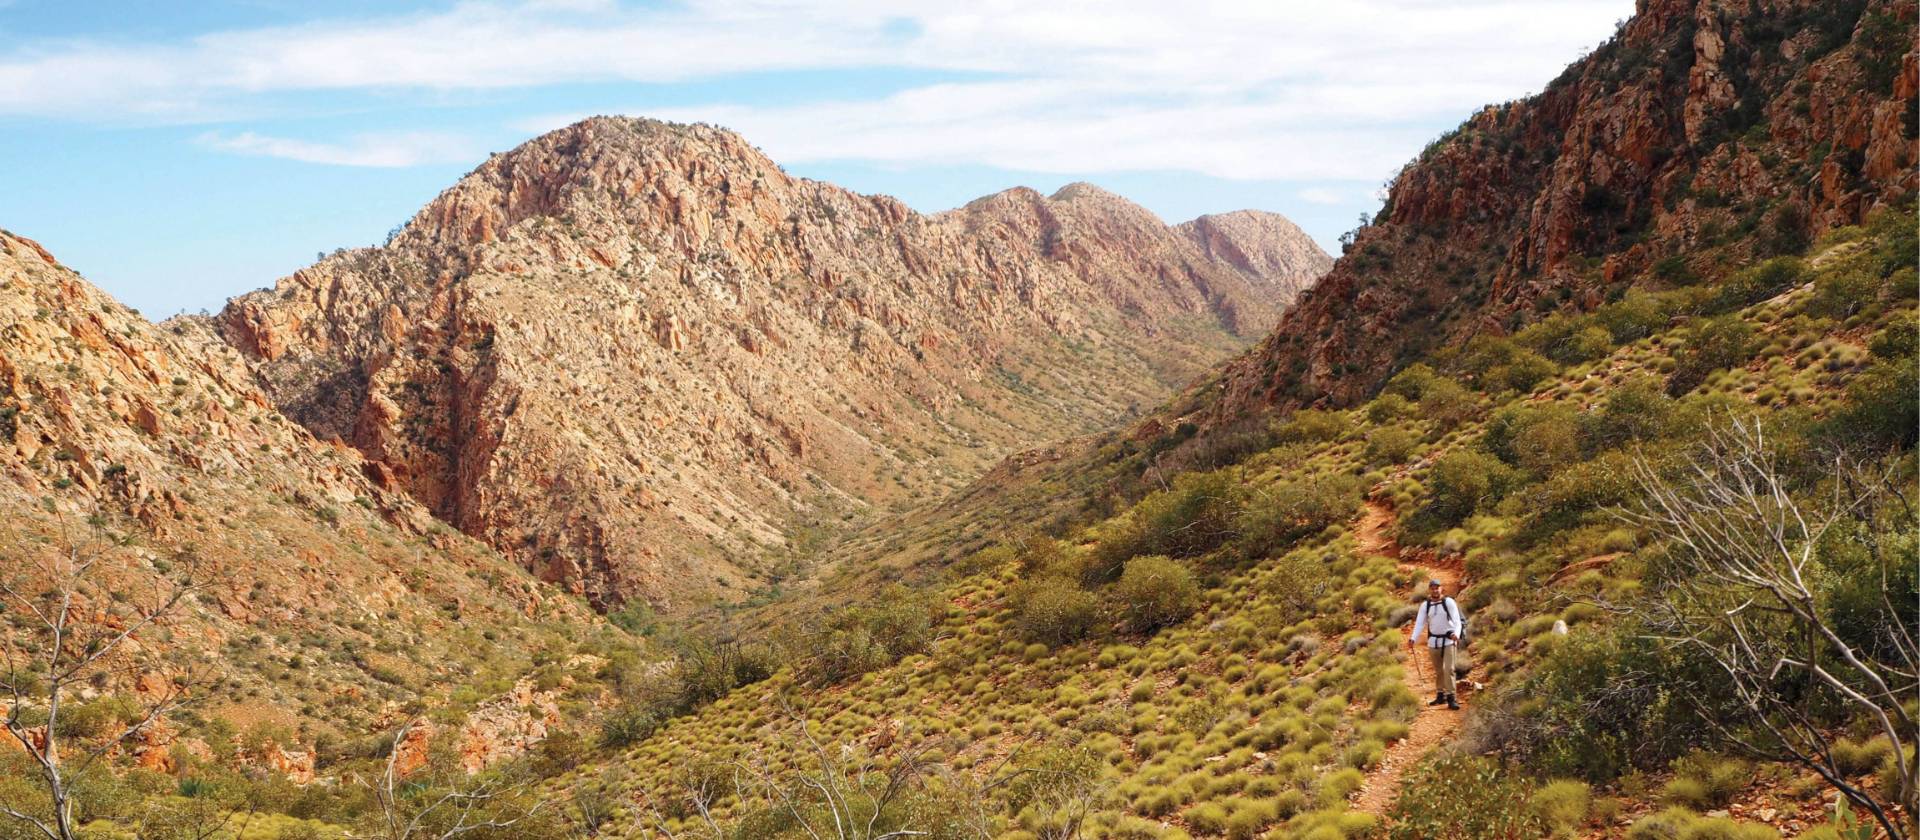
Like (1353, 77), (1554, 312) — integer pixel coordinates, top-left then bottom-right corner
(1010, 578), (1101, 646)
(1666, 316), (1755, 396)
(1235, 474), (1361, 560)
(1422, 450), (1519, 525)
(1384, 363), (1442, 400)
(1533, 779), (1592, 837)
(1385, 755), (1543, 840)
(1093, 470), (1246, 572)
(1364, 426), (1418, 465)
(1111, 556), (1200, 634)
(1582, 379), (1675, 451)
(597, 704), (661, 749)
(1707, 257), (1806, 313)
(1273, 409), (1351, 444)
(1663, 752), (1750, 809)
(1366, 393), (1411, 423)
(1418, 376), (1480, 429)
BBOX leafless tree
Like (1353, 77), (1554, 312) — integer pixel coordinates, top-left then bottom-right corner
(1624, 418), (1917, 839)
(727, 704), (938, 840)
(0, 510), (200, 840)
(636, 760), (733, 840)
(349, 719), (548, 840)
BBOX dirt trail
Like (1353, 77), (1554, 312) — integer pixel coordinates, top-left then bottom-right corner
(1351, 499), (1468, 817)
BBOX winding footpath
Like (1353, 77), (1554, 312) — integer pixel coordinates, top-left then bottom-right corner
(1350, 499), (1469, 817)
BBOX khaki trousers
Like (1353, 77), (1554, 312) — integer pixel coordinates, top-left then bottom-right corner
(1429, 643), (1457, 695)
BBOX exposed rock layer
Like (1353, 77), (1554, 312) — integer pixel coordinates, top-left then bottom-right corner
(0, 229), (591, 743)
(1183, 0), (1914, 427)
(215, 118), (1330, 609)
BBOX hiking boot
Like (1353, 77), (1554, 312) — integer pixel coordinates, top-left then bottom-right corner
(1429, 692), (1446, 706)
(1446, 694), (1460, 710)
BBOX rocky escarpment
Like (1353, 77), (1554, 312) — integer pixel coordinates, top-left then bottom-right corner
(1177, 210), (1333, 307)
(0, 230), (595, 752)
(1182, 0), (1914, 425)
(214, 118), (1329, 610)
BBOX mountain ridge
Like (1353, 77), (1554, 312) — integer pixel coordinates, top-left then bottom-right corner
(211, 116), (1331, 609)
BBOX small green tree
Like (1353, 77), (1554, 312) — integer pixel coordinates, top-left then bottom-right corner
(1111, 556), (1199, 634)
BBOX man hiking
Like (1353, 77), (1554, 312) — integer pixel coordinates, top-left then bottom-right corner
(1407, 578), (1466, 710)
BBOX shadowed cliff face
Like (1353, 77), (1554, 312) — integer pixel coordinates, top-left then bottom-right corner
(214, 118), (1330, 610)
(1180, 0), (1914, 429)
(0, 230), (594, 743)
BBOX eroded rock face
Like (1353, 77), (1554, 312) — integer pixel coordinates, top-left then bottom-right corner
(1186, 0), (1915, 427)
(214, 118), (1330, 610)
(0, 229), (592, 741)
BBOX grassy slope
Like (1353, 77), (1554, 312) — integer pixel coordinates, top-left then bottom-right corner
(549, 209), (1915, 838)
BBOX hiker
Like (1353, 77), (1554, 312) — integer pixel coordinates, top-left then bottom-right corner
(1407, 578), (1466, 710)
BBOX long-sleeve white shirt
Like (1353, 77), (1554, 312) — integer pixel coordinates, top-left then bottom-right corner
(1410, 596), (1464, 648)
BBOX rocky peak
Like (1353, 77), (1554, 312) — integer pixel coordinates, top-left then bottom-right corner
(1178, 0), (1914, 429)
(213, 118), (1331, 609)
(1178, 210), (1337, 295)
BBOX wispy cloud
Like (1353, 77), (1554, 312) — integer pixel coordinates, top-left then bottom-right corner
(1296, 187), (1350, 206)
(196, 130), (481, 167)
(3, 0), (1631, 181)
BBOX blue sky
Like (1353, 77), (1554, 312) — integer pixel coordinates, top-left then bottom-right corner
(0, 0), (1632, 318)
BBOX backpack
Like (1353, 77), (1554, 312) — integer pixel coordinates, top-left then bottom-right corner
(1425, 597), (1470, 649)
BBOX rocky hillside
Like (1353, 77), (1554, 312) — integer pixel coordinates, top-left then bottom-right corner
(0, 229), (604, 758)
(1171, 0), (1912, 432)
(214, 118), (1329, 610)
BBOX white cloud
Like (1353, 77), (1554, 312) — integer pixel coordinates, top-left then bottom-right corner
(4, 0), (1633, 182)
(196, 130), (481, 167)
(1296, 187), (1348, 206)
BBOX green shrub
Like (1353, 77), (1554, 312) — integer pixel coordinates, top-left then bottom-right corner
(1809, 262), (1882, 318)
(1680, 816), (1779, 840)
(1224, 797), (1279, 839)
(1010, 578), (1101, 646)
(1519, 313), (1613, 364)
(1484, 403), (1581, 475)
(1667, 316), (1755, 396)
(1422, 450), (1518, 524)
(1274, 409), (1351, 444)
(1385, 755), (1543, 839)
(1364, 426), (1418, 465)
(1818, 354), (1918, 451)
(1627, 808), (1697, 840)
(1418, 376), (1480, 429)
(1532, 779), (1591, 836)
(1482, 627), (1716, 781)
(1183, 801), (1230, 835)
(800, 585), (937, 684)
(1708, 257), (1806, 313)
(1366, 393), (1411, 423)
(1111, 556), (1200, 634)
(673, 635), (779, 703)
(1518, 449), (1639, 535)
(1597, 291), (1673, 342)
(1830, 738), (1892, 777)
(1315, 767), (1365, 808)
(1490, 348), (1558, 393)
(1664, 752), (1750, 809)
(597, 704), (661, 749)
(1235, 474), (1361, 560)
(1652, 254), (1701, 286)
(1264, 553), (1338, 615)
(1384, 363), (1441, 400)
(1582, 379), (1674, 451)
(1094, 470), (1246, 571)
